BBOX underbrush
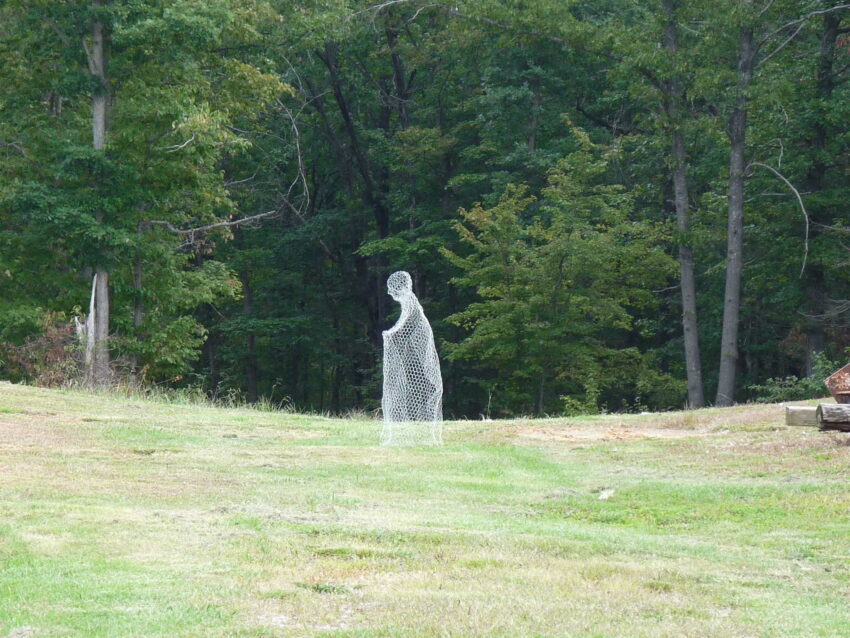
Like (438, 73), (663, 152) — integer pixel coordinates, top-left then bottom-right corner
(748, 352), (838, 402)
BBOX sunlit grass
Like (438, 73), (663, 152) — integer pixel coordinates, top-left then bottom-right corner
(0, 382), (848, 636)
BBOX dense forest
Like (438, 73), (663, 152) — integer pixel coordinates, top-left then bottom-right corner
(1, 0), (849, 417)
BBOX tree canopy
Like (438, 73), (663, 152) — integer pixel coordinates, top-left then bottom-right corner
(2, 0), (850, 415)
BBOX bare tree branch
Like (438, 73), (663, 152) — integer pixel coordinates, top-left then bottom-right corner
(353, 0), (413, 17)
(45, 19), (99, 78)
(163, 134), (195, 152)
(760, 3), (850, 44)
(408, 3), (437, 23)
(144, 73), (311, 245)
(81, 37), (96, 75)
(0, 140), (27, 157)
(224, 173), (256, 188)
(575, 101), (644, 136)
(757, 0), (778, 19)
(443, 7), (571, 47)
(759, 21), (807, 66)
(45, 19), (73, 48)
(749, 161), (809, 276)
(759, 4), (850, 64)
(143, 208), (282, 240)
(355, 0), (572, 46)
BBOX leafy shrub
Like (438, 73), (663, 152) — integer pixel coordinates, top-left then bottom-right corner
(748, 352), (838, 402)
(0, 312), (82, 387)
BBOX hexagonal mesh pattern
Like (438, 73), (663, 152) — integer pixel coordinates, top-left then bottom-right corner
(381, 271), (443, 445)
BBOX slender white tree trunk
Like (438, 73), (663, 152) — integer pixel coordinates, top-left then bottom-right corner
(88, 0), (111, 386)
(84, 274), (97, 369)
(716, 25), (754, 407)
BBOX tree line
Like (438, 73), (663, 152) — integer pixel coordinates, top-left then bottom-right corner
(1, 0), (849, 417)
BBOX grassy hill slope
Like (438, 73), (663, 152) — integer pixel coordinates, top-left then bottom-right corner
(0, 382), (848, 637)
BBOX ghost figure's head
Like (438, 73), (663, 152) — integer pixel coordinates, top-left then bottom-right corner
(387, 271), (413, 302)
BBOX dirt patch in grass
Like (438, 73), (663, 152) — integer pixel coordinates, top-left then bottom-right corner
(0, 412), (240, 504)
(728, 431), (850, 455)
(492, 401), (828, 446)
(512, 425), (700, 444)
(0, 413), (91, 452)
(700, 429), (850, 477)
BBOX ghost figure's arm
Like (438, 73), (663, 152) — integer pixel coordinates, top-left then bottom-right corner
(383, 295), (414, 338)
(382, 338), (398, 410)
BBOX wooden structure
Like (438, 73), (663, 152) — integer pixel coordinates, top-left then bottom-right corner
(785, 406), (817, 427)
(824, 363), (850, 404)
(816, 404), (850, 432)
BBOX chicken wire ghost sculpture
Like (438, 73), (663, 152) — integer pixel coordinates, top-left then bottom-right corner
(381, 271), (443, 445)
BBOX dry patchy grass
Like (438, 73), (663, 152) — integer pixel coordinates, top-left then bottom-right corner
(0, 383), (849, 637)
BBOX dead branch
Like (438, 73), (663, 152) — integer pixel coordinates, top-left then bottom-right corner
(759, 21), (807, 66)
(354, 0), (413, 17)
(749, 161), (809, 276)
(0, 140), (27, 157)
(144, 76), (310, 245)
(81, 37), (96, 74)
(224, 173), (257, 188)
(45, 19), (73, 49)
(144, 208), (281, 238)
(355, 0), (571, 46)
(757, 0), (777, 19)
(761, 3), (850, 44)
(163, 134), (195, 152)
(759, 4), (850, 65)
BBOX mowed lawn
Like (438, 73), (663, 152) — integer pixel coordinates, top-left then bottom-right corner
(0, 383), (848, 637)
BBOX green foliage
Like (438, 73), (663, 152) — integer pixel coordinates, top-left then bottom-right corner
(2, 0), (850, 414)
(749, 352), (839, 403)
(444, 132), (682, 414)
(0, 0), (285, 379)
(0, 312), (80, 386)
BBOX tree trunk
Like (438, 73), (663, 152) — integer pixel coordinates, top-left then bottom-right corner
(663, 0), (704, 408)
(317, 42), (391, 356)
(88, 1), (111, 386)
(803, 14), (841, 374)
(91, 6), (107, 152)
(241, 268), (258, 403)
(536, 375), (545, 415)
(673, 132), (704, 407)
(205, 331), (219, 397)
(92, 269), (110, 384)
(83, 274), (97, 373)
(716, 25), (754, 407)
(133, 259), (143, 330)
(130, 256), (143, 374)
(317, 43), (391, 238)
(528, 81), (541, 153)
(804, 298), (825, 376)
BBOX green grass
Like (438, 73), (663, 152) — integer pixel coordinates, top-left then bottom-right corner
(0, 382), (848, 637)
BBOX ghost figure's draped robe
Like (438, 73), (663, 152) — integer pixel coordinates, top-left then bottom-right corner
(381, 292), (443, 445)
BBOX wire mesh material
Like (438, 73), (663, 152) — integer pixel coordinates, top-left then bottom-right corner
(381, 271), (443, 445)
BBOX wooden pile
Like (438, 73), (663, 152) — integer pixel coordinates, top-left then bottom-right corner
(815, 404), (850, 432)
(784, 406), (817, 427)
(780, 365), (850, 431)
(784, 404), (850, 431)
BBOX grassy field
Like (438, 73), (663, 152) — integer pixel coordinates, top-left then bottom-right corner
(0, 382), (848, 637)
